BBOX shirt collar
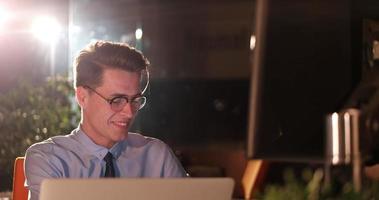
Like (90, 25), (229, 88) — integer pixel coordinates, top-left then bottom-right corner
(72, 126), (126, 160)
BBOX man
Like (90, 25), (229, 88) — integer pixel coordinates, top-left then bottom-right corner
(24, 41), (187, 200)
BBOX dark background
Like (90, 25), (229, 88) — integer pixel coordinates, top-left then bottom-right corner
(248, 0), (379, 161)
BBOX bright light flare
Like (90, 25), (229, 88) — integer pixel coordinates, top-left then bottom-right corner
(0, 6), (10, 31)
(250, 35), (256, 50)
(135, 28), (143, 40)
(31, 16), (62, 43)
(69, 24), (81, 35)
(343, 112), (351, 164)
(331, 112), (339, 164)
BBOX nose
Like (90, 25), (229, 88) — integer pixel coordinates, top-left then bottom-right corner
(119, 102), (135, 118)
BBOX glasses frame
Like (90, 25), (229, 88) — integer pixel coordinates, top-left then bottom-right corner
(83, 85), (146, 112)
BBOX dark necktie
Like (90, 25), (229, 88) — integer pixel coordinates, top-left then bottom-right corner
(103, 152), (115, 177)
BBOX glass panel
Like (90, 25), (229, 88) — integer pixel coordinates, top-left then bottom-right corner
(70, 0), (255, 148)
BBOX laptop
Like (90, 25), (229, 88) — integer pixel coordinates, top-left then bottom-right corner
(39, 178), (235, 200)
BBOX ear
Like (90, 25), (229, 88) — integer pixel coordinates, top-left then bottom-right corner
(76, 86), (88, 108)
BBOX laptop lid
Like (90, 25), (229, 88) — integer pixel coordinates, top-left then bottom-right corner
(40, 178), (235, 200)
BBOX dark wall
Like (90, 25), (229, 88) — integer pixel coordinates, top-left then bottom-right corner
(131, 79), (249, 146)
(251, 0), (359, 161)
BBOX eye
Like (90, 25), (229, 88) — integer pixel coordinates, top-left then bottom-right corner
(110, 97), (126, 106)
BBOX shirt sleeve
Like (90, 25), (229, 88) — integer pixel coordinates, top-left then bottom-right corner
(24, 145), (62, 200)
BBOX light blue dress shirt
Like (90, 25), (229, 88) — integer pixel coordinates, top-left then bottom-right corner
(24, 127), (187, 200)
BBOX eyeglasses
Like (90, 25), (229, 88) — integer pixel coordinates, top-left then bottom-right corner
(83, 85), (146, 112)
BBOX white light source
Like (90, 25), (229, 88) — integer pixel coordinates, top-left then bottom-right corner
(250, 35), (256, 50)
(0, 6), (10, 32)
(331, 112), (339, 164)
(343, 112), (351, 163)
(69, 24), (81, 36)
(135, 28), (143, 40)
(31, 16), (62, 44)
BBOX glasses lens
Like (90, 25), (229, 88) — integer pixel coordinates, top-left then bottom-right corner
(132, 96), (146, 110)
(110, 96), (146, 111)
(110, 97), (127, 111)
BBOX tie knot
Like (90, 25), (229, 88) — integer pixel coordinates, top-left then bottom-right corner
(104, 152), (113, 163)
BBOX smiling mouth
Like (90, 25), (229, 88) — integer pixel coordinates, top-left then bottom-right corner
(112, 121), (128, 127)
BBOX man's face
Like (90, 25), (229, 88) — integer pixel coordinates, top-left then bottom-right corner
(77, 68), (142, 148)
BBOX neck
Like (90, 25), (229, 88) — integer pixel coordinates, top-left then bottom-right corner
(80, 121), (114, 149)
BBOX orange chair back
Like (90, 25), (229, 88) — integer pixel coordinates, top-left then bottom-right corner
(242, 160), (269, 199)
(12, 157), (28, 200)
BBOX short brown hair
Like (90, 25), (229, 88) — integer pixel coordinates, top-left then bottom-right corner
(73, 40), (150, 90)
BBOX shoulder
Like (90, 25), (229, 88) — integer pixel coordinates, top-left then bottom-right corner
(26, 137), (56, 154)
(26, 134), (79, 156)
(24, 133), (84, 175)
(127, 132), (165, 145)
(126, 132), (169, 151)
